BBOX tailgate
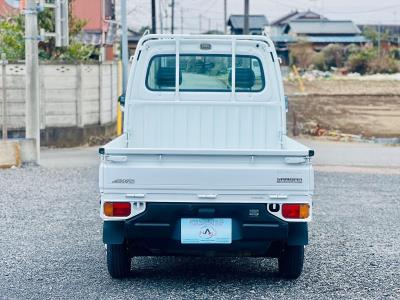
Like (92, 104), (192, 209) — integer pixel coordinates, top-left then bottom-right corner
(100, 153), (313, 194)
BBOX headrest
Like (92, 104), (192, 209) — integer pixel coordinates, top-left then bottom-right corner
(156, 67), (182, 88)
(229, 68), (256, 89)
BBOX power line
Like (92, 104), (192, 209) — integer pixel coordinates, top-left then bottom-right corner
(171, 0), (175, 33)
(151, 0), (156, 33)
(204, 0), (219, 14)
(325, 4), (400, 15)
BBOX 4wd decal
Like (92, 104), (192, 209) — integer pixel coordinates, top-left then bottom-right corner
(277, 177), (302, 184)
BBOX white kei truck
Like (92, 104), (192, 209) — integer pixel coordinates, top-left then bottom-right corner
(99, 34), (314, 279)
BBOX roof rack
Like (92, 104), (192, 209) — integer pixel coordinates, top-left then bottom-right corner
(138, 34), (273, 48)
(142, 29), (151, 37)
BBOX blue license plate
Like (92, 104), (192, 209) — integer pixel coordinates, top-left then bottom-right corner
(181, 218), (232, 244)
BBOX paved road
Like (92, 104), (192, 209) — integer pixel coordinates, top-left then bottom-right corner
(298, 138), (400, 171)
(1, 140), (399, 299)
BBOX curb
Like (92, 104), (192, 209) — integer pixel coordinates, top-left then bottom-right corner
(0, 140), (21, 169)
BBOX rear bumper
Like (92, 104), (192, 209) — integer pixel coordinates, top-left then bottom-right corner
(103, 203), (308, 256)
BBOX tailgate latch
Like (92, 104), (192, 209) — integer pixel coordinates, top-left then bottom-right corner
(126, 193), (145, 199)
(197, 194), (217, 199)
(269, 194), (288, 199)
(105, 155), (128, 162)
(284, 157), (306, 164)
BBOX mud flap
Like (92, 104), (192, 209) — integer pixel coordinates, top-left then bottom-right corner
(287, 222), (308, 246)
(103, 221), (125, 244)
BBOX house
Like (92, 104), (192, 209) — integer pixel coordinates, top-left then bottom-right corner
(0, 0), (21, 18)
(0, 0), (118, 61)
(265, 10), (329, 64)
(271, 10), (326, 26)
(72, 0), (117, 61)
(127, 30), (141, 57)
(283, 19), (367, 49)
(269, 9), (326, 35)
(227, 15), (268, 35)
(270, 18), (367, 64)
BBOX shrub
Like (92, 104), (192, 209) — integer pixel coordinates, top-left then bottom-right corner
(346, 48), (376, 74)
(289, 40), (315, 69)
(58, 40), (98, 62)
(311, 52), (326, 71)
(390, 48), (400, 60)
(321, 44), (346, 68)
(367, 56), (399, 74)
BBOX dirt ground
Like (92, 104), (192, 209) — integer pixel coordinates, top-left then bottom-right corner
(284, 78), (400, 95)
(284, 79), (400, 138)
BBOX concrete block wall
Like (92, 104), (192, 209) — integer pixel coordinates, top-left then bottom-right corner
(0, 62), (118, 133)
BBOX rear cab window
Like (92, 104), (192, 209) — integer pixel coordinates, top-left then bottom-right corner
(146, 54), (265, 92)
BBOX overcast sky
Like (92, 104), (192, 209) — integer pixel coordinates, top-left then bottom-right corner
(126, 0), (400, 33)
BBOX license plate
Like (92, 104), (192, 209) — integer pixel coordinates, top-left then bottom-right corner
(181, 218), (232, 244)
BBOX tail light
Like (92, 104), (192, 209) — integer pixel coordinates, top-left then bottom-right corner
(282, 204), (309, 219)
(104, 202), (131, 217)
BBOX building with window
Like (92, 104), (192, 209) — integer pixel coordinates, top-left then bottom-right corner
(282, 19), (367, 50)
(0, 0), (118, 61)
(268, 11), (368, 64)
(272, 10), (325, 26)
(72, 0), (117, 61)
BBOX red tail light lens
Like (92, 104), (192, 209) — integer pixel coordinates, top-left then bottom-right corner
(282, 204), (309, 219)
(104, 202), (131, 217)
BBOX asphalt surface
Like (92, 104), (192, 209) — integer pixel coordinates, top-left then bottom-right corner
(1, 143), (400, 299)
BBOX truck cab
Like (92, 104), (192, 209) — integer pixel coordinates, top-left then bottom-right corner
(99, 34), (314, 279)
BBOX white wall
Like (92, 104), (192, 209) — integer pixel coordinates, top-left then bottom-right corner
(0, 62), (118, 130)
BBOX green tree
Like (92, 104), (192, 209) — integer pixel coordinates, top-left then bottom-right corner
(0, 0), (96, 62)
(362, 26), (390, 47)
(0, 16), (25, 61)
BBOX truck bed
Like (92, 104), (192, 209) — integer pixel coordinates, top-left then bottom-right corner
(99, 134), (314, 199)
(100, 134), (313, 156)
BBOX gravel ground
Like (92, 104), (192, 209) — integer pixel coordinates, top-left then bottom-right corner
(1, 166), (399, 300)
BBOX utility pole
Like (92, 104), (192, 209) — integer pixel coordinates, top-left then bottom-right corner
(151, 0), (157, 33)
(377, 23), (381, 58)
(224, 0), (227, 34)
(244, 0), (249, 35)
(25, 0), (40, 163)
(55, 0), (69, 47)
(180, 7), (183, 34)
(121, 0), (129, 92)
(199, 14), (202, 33)
(1, 54), (7, 140)
(171, 0), (175, 34)
(165, 7), (169, 34)
(159, 0), (164, 33)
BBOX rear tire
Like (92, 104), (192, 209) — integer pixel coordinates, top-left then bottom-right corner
(278, 245), (304, 279)
(106, 244), (131, 278)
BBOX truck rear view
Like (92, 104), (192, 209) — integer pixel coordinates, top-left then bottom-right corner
(99, 34), (314, 279)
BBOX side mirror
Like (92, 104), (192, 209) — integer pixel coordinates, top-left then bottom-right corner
(118, 94), (126, 107)
(285, 95), (289, 113)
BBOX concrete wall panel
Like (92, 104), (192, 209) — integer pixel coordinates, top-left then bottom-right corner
(0, 62), (118, 131)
